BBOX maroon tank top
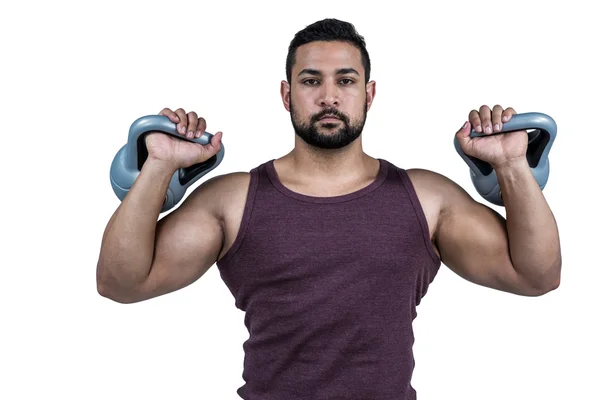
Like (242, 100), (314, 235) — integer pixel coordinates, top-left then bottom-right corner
(216, 158), (441, 399)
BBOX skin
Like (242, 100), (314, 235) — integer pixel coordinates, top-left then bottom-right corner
(97, 40), (561, 304)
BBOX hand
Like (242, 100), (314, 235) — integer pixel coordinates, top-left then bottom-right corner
(455, 105), (528, 169)
(145, 107), (223, 170)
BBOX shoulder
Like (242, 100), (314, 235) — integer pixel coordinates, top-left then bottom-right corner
(206, 170), (252, 195)
(179, 170), (251, 222)
(405, 168), (474, 207)
(404, 168), (477, 236)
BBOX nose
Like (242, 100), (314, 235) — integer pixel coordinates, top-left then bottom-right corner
(318, 79), (339, 107)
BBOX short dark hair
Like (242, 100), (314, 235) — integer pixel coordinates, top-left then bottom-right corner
(285, 18), (371, 84)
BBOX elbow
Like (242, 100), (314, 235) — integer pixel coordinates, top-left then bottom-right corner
(547, 272), (561, 293)
(546, 260), (562, 293)
(97, 281), (116, 301)
(97, 280), (122, 303)
(96, 264), (117, 301)
(97, 283), (138, 304)
(550, 268), (561, 291)
(534, 276), (560, 296)
(530, 263), (562, 296)
(96, 274), (138, 304)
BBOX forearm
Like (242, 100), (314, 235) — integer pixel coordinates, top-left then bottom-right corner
(494, 158), (561, 289)
(97, 158), (177, 291)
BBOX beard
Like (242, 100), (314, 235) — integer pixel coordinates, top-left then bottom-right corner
(289, 98), (367, 150)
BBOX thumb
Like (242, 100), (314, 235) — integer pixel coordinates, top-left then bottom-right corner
(455, 121), (471, 144)
(209, 131), (223, 150)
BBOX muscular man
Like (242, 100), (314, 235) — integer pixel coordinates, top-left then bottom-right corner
(97, 18), (561, 400)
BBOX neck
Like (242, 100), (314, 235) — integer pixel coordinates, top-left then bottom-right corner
(283, 138), (376, 183)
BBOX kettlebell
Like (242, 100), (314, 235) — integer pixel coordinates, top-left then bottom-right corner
(110, 115), (225, 213)
(454, 112), (557, 206)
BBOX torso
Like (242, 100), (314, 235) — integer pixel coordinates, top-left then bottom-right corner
(215, 159), (442, 262)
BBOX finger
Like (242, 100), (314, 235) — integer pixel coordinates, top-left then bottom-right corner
(210, 131), (223, 149)
(201, 131), (222, 154)
(210, 131), (223, 154)
(502, 107), (517, 123)
(456, 121), (471, 140)
(186, 111), (198, 139)
(492, 104), (504, 132)
(469, 109), (482, 133)
(195, 117), (207, 138)
(479, 105), (493, 134)
(158, 107), (180, 123)
(174, 108), (188, 135)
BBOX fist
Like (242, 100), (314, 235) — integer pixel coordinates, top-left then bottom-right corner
(145, 107), (223, 170)
(456, 104), (528, 168)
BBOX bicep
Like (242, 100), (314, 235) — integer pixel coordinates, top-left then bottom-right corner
(135, 178), (225, 301)
(436, 180), (541, 296)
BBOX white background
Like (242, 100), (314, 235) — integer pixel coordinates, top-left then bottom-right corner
(1, 0), (598, 399)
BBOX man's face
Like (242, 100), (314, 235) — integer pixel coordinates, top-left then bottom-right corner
(282, 40), (375, 150)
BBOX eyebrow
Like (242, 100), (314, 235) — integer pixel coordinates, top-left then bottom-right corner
(297, 68), (360, 77)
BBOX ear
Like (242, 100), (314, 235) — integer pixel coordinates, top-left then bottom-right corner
(366, 80), (376, 111)
(280, 80), (291, 112)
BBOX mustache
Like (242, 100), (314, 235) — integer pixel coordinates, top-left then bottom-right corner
(312, 109), (348, 123)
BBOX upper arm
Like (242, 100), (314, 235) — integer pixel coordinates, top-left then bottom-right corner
(132, 174), (232, 302)
(411, 169), (543, 296)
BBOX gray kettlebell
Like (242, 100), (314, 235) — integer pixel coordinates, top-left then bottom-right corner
(110, 115), (225, 213)
(454, 112), (557, 206)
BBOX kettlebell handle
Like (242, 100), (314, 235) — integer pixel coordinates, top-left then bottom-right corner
(469, 112), (557, 139)
(124, 115), (217, 171)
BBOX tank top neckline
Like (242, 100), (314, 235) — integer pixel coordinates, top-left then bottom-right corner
(265, 158), (389, 204)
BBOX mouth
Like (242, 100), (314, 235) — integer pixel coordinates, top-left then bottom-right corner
(319, 115), (341, 122)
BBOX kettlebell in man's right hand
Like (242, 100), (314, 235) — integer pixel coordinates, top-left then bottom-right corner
(109, 115), (225, 213)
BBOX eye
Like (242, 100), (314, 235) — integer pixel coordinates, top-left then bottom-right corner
(339, 78), (354, 85)
(303, 79), (319, 85)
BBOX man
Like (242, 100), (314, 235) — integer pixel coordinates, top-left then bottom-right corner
(97, 18), (561, 400)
